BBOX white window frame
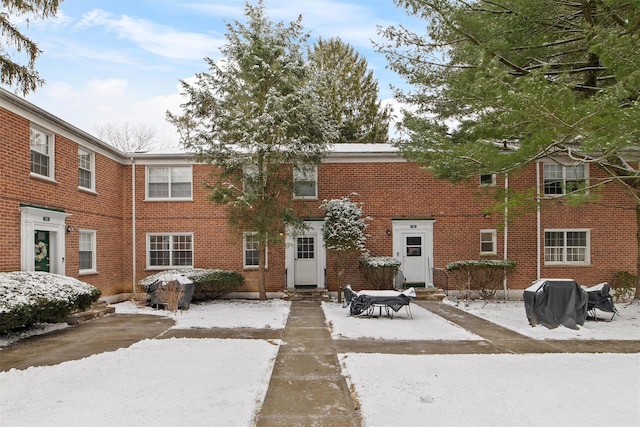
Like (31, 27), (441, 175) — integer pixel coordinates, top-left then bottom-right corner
(30, 125), (55, 181)
(243, 164), (261, 195)
(243, 232), (267, 269)
(78, 148), (96, 192)
(145, 166), (193, 200)
(480, 229), (497, 255)
(293, 164), (318, 199)
(543, 162), (588, 196)
(479, 174), (496, 187)
(146, 233), (194, 269)
(544, 229), (590, 265)
(78, 229), (97, 275)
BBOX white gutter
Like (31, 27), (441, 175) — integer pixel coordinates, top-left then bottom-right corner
(503, 173), (509, 297)
(131, 158), (137, 294)
(536, 160), (541, 279)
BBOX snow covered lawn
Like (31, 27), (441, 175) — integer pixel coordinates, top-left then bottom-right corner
(1, 298), (638, 426)
(341, 352), (640, 426)
(456, 299), (640, 340)
(323, 301), (483, 340)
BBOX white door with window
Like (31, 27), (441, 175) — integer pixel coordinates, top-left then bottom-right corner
(286, 221), (326, 289)
(294, 235), (318, 287)
(392, 220), (434, 287)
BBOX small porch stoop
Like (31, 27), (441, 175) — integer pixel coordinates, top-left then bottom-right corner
(66, 300), (116, 325)
(283, 288), (330, 302)
(413, 287), (447, 302)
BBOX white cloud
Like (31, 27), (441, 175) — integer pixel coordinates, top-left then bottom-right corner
(76, 9), (225, 60)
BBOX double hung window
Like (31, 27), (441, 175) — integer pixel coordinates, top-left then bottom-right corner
(78, 149), (95, 191)
(543, 163), (587, 195)
(79, 230), (97, 274)
(147, 166), (192, 200)
(293, 165), (317, 199)
(243, 232), (267, 269)
(30, 126), (54, 179)
(480, 230), (497, 255)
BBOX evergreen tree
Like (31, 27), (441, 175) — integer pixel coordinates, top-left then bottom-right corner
(379, 0), (640, 298)
(1, 0), (61, 95)
(309, 37), (391, 143)
(167, 1), (337, 300)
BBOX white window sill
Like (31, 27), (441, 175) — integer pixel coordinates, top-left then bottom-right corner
(78, 186), (98, 195)
(144, 198), (194, 202)
(79, 269), (98, 276)
(30, 173), (57, 184)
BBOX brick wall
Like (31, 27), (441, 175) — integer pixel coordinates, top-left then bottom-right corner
(2, 101), (636, 297)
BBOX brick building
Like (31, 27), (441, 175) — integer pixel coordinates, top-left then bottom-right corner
(1, 89), (635, 298)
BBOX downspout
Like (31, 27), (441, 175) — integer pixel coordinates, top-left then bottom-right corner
(536, 160), (541, 280)
(503, 173), (509, 298)
(131, 158), (137, 295)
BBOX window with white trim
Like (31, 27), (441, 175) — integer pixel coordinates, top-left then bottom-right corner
(544, 230), (590, 264)
(78, 149), (95, 191)
(479, 174), (496, 187)
(243, 232), (267, 269)
(543, 163), (587, 195)
(79, 230), (97, 273)
(294, 165), (317, 198)
(480, 229), (497, 255)
(147, 233), (193, 268)
(30, 126), (54, 179)
(243, 165), (260, 195)
(146, 166), (192, 199)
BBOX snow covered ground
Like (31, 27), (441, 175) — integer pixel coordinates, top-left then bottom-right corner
(1, 298), (638, 426)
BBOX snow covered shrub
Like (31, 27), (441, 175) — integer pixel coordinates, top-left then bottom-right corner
(0, 272), (101, 335)
(446, 260), (515, 302)
(320, 195), (371, 301)
(359, 255), (401, 290)
(139, 269), (245, 301)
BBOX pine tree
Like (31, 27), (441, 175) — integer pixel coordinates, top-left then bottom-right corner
(167, 0), (338, 300)
(1, 0), (61, 95)
(309, 37), (391, 143)
(379, 0), (640, 298)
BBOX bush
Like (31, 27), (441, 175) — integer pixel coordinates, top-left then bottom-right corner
(446, 259), (516, 302)
(0, 271), (101, 335)
(611, 271), (636, 302)
(359, 255), (401, 290)
(139, 269), (245, 301)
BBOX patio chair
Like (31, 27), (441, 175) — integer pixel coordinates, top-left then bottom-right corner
(583, 282), (618, 321)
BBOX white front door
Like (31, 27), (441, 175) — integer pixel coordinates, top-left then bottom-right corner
(285, 221), (326, 289)
(20, 206), (70, 275)
(294, 234), (318, 287)
(392, 220), (435, 287)
(402, 233), (427, 286)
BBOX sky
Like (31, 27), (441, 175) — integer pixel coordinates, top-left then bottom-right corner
(8, 0), (423, 149)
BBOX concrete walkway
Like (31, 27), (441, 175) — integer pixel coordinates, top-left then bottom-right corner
(256, 300), (360, 427)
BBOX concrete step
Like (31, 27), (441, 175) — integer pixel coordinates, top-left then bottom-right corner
(66, 303), (116, 325)
(283, 288), (331, 302)
(414, 287), (447, 302)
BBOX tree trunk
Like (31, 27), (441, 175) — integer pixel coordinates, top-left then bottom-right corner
(258, 241), (267, 301)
